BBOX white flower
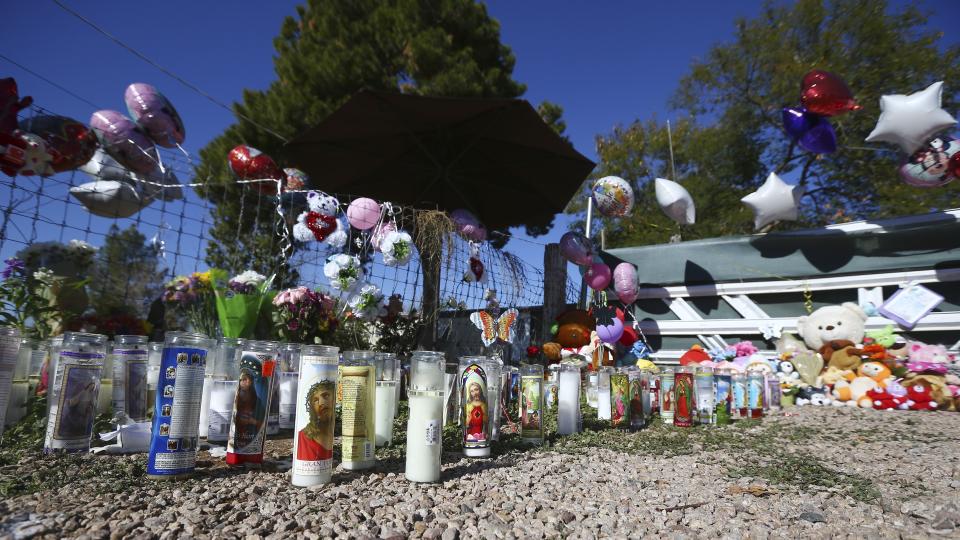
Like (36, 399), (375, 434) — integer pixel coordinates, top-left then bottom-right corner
(381, 231), (413, 266)
(33, 268), (53, 281)
(349, 283), (386, 322)
(231, 270), (266, 286)
(324, 254), (362, 291)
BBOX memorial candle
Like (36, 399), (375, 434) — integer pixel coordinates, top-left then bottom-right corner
(406, 351), (445, 482)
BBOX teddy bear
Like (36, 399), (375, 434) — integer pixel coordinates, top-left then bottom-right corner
(900, 373), (952, 410)
(797, 303), (868, 364)
(866, 387), (906, 410)
(293, 191), (347, 248)
(796, 386), (831, 406)
(831, 376), (878, 407)
(821, 341), (863, 371)
(858, 361), (893, 388)
(543, 310), (595, 364)
(905, 342), (954, 375)
(905, 384), (938, 411)
(777, 360), (801, 384)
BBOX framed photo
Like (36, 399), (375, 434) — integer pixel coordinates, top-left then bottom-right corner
(878, 283), (944, 329)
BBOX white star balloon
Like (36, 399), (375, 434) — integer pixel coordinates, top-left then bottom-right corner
(865, 81), (957, 153)
(741, 172), (804, 230)
(654, 178), (695, 225)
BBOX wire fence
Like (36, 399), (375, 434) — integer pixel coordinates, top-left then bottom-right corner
(1, 104), (581, 320)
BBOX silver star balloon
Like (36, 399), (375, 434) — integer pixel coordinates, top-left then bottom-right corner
(865, 81), (957, 153)
(654, 178), (695, 225)
(741, 172), (804, 230)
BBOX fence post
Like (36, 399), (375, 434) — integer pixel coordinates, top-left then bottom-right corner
(542, 242), (566, 343)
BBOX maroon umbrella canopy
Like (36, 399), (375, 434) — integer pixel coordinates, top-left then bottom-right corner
(285, 90), (596, 233)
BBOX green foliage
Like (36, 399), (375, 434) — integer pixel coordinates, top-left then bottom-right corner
(89, 225), (166, 319)
(579, 0), (960, 248)
(0, 265), (63, 340)
(197, 0), (561, 278)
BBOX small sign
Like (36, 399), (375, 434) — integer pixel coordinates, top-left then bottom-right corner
(878, 283), (943, 329)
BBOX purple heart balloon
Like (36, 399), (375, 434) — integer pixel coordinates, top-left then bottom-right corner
(798, 118), (837, 154)
(781, 107), (818, 140)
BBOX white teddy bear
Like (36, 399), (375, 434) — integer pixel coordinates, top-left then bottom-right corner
(293, 191), (346, 247)
(796, 302), (869, 351)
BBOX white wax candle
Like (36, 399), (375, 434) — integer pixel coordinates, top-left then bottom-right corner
(405, 393), (443, 482)
(198, 377), (213, 438)
(597, 371), (611, 420)
(279, 373), (298, 429)
(557, 368), (580, 435)
(442, 372), (458, 426)
(4, 381), (28, 426)
(206, 380), (237, 443)
(375, 382), (397, 446)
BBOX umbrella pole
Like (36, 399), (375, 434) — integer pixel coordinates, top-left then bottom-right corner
(578, 196), (594, 310)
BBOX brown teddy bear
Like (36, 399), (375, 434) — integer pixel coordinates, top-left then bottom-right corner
(543, 310), (594, 363)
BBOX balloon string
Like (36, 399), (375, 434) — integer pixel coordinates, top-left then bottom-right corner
(667, 119), (677, 181)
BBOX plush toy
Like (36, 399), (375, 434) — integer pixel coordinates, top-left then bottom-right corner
(866, 387), (906, 410)
(818, 341), (862, 371)
(858, 361), (893, 388)
(797, 302), (868, 351)
(796, 386), (831, 406)
(906, 384), (938, 411)
(864, 325), (898, 348)
(679, 344), (711, 366)
(777, 360), (801, 384)
(906, 343), (954, 375)
(832, 376), (878, 407)
(820, 365), (856, 386)
(543, 310), (594, 363)
(900, 373), (952, 410)
(293, 191), (342, 244)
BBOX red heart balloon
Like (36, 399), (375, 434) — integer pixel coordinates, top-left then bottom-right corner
(228, 145), (284, 194)
(304, 211), (336, 241)
(800, 70), (860, 117)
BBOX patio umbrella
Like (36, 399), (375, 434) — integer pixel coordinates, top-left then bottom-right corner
(284, 90), (595, 233)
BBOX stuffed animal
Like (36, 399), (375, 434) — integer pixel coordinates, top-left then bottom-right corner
(906, 343), (954, 375)
(543, 310), (594, 364)
(796, 386), (831, 406)
(777, 361), (801, 384)
(864, 325), (898, 348)
(293, 191), (344, 245)
(820, 366), (856, 386)
(831, 376), (878, 407)
(679, 344), (711, 366)
(906, 384), (938, 411)
(900, 373), (952, 410)
(797, 302), (868, 350)
(858, 362), (893, 388)
(866, 387), (905, 410)
(822, 341), (863, 371)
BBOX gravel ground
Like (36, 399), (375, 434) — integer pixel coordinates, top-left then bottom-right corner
(1, 406), (959, 539)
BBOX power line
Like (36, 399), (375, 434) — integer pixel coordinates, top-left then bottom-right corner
(0, 53), (102, 110)
(50, 0), (290, 144)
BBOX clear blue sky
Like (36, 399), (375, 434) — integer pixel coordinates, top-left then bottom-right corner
(3, 0), (958, 280)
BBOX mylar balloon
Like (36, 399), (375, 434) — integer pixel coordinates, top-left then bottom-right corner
(559, 231), (593, 265)
(781, 107), (818, 139)
(14, 132), (54, 176)
(654, 178), (695, 225)
(371, 220), (397, 251)
(80, 148), (131, 183)
(899, 136), (959, 188)
(283, 168), (307, 191)
(124, 83), (185, 148)
(866, 81), (957, 153)
(346, 197), (381, 230)
(797, 117), (837, 154)
(585, 262), (611, 291)
(89, 110), (158, 175)
(613, 262), (638, 305)
(0, 78), (32, 134)
(741, 172), (804, 230)
(70, 180), (147, 218)
(592, 176), (635, 217)
(449, 208), (487, 242)
(800, 70), (859, 117)
(596, 316), (623, 344)
(19, 115), (98, 173)
(228, 145), (284, 194)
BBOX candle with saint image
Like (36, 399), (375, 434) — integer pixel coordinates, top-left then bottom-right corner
(460, 356), (493, 457)
(340, 351), (376, 470)
(557, 363), (581, 435)
(374, 353), (398, 447)
(659, 369), (675, 423)
(226, 340), (279, 466)
(292, 345), (338, 487)
(694, 367), (715, 425)
(673, 366), (695, 428)
(4, 336), (31, 428)
(520, 364), (544, 443)
(44, 332), (106, 453)
(110, 335), (149, 423)
(732, 372), (747, 417)
(405, 351), (445, 482)
(747, 371), (765, 419)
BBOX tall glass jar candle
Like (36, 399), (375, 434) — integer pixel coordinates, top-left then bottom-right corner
(226, 340), (279, 466)
(487, 356), (503, 441)
(292, 345), (338, 487)
(0, 328), (22, 433)
(585, 372), (599, 408)
(544, 365), (559, 411)
(405, 351), (445, 482)
(609, 369), (629, 428)
(207, 338), (243, 443)
(459, 356), (494, 457)
(659, 369), (675, 423)
(5, 336), (32, 428)
(146, 342), (163, 420)
(111, 335), (149, 422)
(557, 363), (581, 435)
(732, 372), (748, 418)
(339, 350), (376, 470)
(597, 367), (613, 421)
(747, 371), (765, 419)
(520, 364), (544, 444)
(374, 353), (398, 447)
(44, 332), (107, 452)
(694, 367), (715, 425)
(147, 331), (212, 479)
(443, 361), (459, 426)
(673, 366), (695, 428)
(715, 369), (733, 425)
(28, 339), (48, 392)
(276, 343), (302, 431)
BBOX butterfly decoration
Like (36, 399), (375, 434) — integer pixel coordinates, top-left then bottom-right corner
(470, 308), (519, 347)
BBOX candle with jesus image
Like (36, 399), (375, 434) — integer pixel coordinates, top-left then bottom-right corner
(460, 357), (492, 458)
(292, 345), (338, 487)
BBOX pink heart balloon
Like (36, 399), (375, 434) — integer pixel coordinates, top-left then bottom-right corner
(585, 262), (611, 290)
(613, 263), (638, 304)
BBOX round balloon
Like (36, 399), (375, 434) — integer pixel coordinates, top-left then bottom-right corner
(89, 110), (158, 175)
(800, 70), (859, 117)
(14, 131), (54, 176)
(284, 167), (308, 191)
(899, 136), (959, 188)
(559, 232), (593, 266)
(347, 197), (381, 230)
(596, 317), (623, 344)
(124, 83), (185, 147)
(613, 263), (638, 304)
(592, 176), (634, 217)
(228, 145), (284, 195)
(585, 262), (611, 290)
(449, 208), (487, 242)
(19, 115), (98, 173)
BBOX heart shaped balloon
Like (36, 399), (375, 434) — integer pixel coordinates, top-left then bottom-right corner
(305, 212), (337, 241)
(559, 231), (593, 265)
(228, 145), (284, 194)
(797, 117), (837, 154)
(90, 110), (158, 175)
(19, 115), (98, 173)
(781, 107), (819, 139)
(790, 350), (823, 386)
(800, 70), (859, 117)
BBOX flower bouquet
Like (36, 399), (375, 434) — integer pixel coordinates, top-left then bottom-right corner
(214, 270), (275, 339)
(162, 270), (224, 337)
(347, 284), (387, 322)
(271, 286), (340, 344)
(323, 254), (363, 292)
(0, 257), (62, 339)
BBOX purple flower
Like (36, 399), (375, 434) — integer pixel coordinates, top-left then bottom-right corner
(287, 320), (300, 331)
(2, 258), (24, 279)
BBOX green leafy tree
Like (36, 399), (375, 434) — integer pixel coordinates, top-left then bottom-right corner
(89, 225), (165, 318)
(196, 0), (564, 277)
(578, 0), (960, 248)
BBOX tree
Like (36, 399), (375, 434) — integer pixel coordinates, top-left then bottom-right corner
(196, 0), (564, 279)
(578, 0), (960, 248)
(88, 224), (166, 318)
